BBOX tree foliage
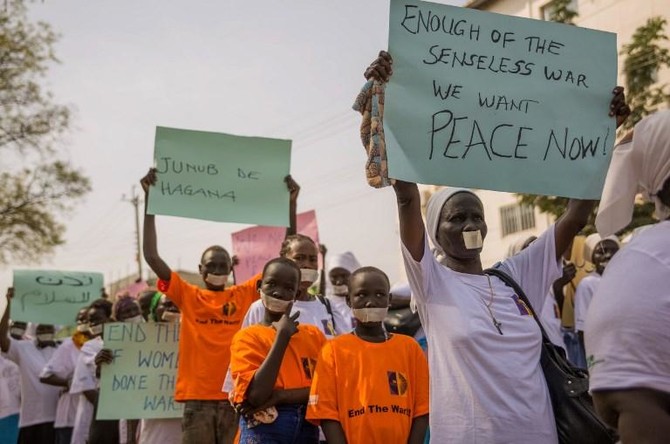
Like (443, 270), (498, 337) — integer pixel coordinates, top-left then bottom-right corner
(619, 17), (670, 131)
(515, 7), (664, 236)
(0, 0), (90, 264)
(547, 0), (577, 25)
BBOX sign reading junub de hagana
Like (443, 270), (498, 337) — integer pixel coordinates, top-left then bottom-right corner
(147, 126), (292, 226)
(385, 0), (617, 198)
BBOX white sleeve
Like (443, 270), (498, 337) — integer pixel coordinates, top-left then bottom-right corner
(40, 342), (70, 378)
(401, 233), (439, 306)
(573, 279), (594, 332)
(241, 300), (263, 328)
(2, 338), (24, 364)
(498, 225), (561, 313)
(70, 346), (98, 394)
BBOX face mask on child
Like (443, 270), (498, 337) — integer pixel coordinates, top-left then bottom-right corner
(332, 284), (348, 295)
(300, 269), (319, 284)
(205, 274), (229, 287)
(9, 327), (25, 337)
(89, 324), (104, 336)
(261, 292), (292, 313)
(161, 311), (181, 323)
(36, 333), (55, 342)
(352, 307), (388, 323)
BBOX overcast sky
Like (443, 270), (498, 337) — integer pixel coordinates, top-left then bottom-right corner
(0, 0), (468, 314)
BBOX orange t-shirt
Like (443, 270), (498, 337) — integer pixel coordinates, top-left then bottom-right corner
(306, 333), (429, 443)
(160, 271), (261, 401)
(230, 324), (326, 404)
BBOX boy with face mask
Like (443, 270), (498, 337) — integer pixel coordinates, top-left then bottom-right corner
(230, 257), (326, 443)
(307, 267), (429, 444)
(141, 168), (265, 443)
(0, 288), (60, 444)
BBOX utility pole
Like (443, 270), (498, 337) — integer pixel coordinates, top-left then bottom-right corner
(122, 186), (143, 281)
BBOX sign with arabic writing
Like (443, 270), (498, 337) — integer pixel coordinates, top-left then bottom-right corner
(11, 270), (104, 325)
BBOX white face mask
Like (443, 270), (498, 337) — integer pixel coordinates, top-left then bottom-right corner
(300, 268), (319, 284)
(261, 292), (292, 313)
(37, 333), (54, 342)
(463, 230), (483, 249)
(125, 315), (144, 324)
(205, 274), (229, 286)
(161, 311), (181, 323)
(89, 324), (104, 336)
(76, 324), (89, 333)
(9, 327), (25, 337)
(352, 307), (389, 323)
(332, 284), (348, 295)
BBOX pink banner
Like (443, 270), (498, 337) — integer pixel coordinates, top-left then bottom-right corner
(231, 210), (320, 283)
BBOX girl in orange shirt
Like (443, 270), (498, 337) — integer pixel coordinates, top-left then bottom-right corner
(307, 266), (429, 443)
(230, 257), (326, 444)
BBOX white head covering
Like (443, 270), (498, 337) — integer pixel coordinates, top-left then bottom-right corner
(425, 187), (482, 256)
(596, 110), (670, 236)
(583, 233), (620, 263)
(326, 252), (361, 273)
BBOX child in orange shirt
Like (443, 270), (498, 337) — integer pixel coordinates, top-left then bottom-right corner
(307, 266), (429, 444)
(230, 257), (326, 444)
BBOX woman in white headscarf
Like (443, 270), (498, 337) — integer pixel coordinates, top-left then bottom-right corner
(586, 110), (670, 443)
(363, 51), (629, 444)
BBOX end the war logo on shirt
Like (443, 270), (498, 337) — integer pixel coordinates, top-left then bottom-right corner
(512, 295), (532, 316)
(222, 302), (237, 317)
(302, 357), (317, 379)
(387, 371), (409, 396)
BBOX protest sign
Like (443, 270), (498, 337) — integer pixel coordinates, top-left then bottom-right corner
(147, 126), (292, 226)
(231, 210), (320, 282)
(11, 270), (103, 325)
(385, 0), (617, 198)
(97, 322), (182, 420)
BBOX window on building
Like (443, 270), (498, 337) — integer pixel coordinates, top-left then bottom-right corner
(500, 204), (536, 237)
(540, 0), (578, 22)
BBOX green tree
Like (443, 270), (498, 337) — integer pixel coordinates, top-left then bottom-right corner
(620, 17), (670, 131)
(547, 0), (578, 25)
(0, 0), (90, 264)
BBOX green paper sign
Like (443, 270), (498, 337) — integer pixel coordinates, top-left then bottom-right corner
(386, 0), (617, 198)
(98, 322), (183, 420)
(147, 126), (292, 226)
(11, 270), (103, 325)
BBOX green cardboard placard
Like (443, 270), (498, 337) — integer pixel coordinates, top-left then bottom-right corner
(11, 270), (104, 325)
(147, 126), (292, 226)
(97, 322), (183, 419)
(385, 0), (617, 198)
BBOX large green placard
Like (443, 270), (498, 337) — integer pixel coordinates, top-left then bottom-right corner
(385, 0), (617, 198)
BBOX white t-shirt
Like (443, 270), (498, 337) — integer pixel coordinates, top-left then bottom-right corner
(0, 355), (20, 419)
(70, 337), (103, 444)
(139, 418), (182, 444)
(540, 290), (565, 349)
(573, 274), (601, 331)
(325, 294), (355, 333)
(40, 337), (81, 428)
(2, 338), (61, 427)
(585, 221), (670, 394)
(402, 226), (560, 444)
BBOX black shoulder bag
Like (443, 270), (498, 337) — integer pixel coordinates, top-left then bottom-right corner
(484, 267), (617, 444)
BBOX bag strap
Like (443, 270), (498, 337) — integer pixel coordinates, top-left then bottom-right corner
(484, 267), (551, 343)
(316, 294), (337, 331)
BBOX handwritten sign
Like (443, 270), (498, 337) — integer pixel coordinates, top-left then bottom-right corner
(232, 210), (320, 283)
(11, 270), (103, 325)
(147, 126), (292, 226)
(385, 0), (617, 198)
(97, 322), (182, 420)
